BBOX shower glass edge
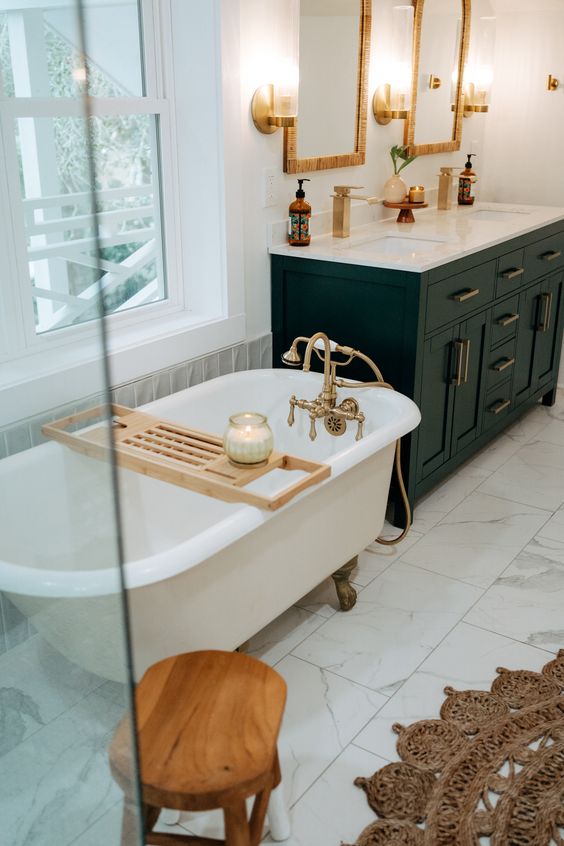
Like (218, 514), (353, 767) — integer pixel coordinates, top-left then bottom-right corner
(0, 0), (144, 842)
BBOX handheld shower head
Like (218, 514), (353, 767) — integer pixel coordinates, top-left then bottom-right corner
(281, 344), (303, 366)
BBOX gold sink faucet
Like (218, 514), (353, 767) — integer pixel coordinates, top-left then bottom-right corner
(331, 185), (381, 238)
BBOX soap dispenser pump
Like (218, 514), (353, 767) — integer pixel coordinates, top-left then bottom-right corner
(458, 154), (477, 205)
(289, 178), (311, 246)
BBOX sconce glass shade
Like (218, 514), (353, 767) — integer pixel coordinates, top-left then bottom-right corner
(464, 16), (496, 112)
(389, 4), (414, 113)
(251, 0), (300, 133)
(273, 56), (299, 118)
(374, 4), (414, 124)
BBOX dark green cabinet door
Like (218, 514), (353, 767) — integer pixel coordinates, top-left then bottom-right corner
(532, 272), (564, 389)
(417, 327), (455, 482)
(451, 311), (489, 455)
(513, 283), (539, 408)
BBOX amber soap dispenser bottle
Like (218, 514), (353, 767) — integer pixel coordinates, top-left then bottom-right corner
(289, 178), (311, 246)
(458, 153), (477, 205)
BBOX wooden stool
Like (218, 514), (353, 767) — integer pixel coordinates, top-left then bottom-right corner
(109, 651), (288, 846)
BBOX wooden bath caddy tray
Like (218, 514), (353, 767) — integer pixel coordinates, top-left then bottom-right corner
(42, 404), (331, 511)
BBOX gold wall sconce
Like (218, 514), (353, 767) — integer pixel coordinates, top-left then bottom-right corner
(547, 74), (560, 91)
(251, 0), (299, 136)
(251, 84), (297, 134)
(429, 75), (441, 90)
(374, 4), (414, 125)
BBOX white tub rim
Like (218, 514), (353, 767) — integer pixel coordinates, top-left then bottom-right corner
(0, 370), (420, 598)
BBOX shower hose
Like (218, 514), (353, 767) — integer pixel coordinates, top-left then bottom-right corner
(333, 352), (412, 547)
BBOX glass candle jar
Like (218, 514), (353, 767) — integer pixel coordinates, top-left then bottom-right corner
(409, 185), (425, 203)
(223, 413), (274, 467)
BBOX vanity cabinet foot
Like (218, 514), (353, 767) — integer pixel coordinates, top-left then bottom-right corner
(542, 387), (557, 407)
(331, 557), (358, 611)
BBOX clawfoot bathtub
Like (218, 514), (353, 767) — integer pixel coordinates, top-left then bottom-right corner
(0, 369), (420, 680)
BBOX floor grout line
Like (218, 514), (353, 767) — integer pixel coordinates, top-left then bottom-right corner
(461, 620), (557, 656)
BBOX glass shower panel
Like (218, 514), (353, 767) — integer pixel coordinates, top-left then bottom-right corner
(0, 1), (143, 844)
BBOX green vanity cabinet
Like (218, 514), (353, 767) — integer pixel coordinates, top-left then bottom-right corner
(271, 220), (564, 524)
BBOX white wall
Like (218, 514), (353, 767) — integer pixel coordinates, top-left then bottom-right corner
(481, 0), (564, 204)
(478, 0), (564, 384)
(238, 0), (488, 341)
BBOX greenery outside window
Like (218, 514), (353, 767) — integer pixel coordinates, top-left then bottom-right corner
(0, 0), (172, 350)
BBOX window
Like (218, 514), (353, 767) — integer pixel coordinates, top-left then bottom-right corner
(0, 0), (245, 425)
(0, 0), (171, 346)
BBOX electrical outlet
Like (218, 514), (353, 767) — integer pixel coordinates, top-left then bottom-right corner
(263, 167), (278, 208)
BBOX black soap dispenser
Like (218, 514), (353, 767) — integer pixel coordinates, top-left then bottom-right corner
(458, 154), (477, 205)
(289, 178), (311, 246)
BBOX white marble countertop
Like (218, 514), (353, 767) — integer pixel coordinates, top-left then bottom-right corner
(269, 202), (564, 273)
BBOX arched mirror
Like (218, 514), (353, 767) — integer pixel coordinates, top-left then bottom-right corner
(405, 0), (471, 155)
(284, 0), (372, 173)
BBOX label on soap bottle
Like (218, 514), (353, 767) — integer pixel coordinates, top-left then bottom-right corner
(289, 211), (311, 243)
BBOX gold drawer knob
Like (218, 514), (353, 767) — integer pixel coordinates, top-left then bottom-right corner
(489, 398), (511, 415)
(501, 267), (524, 280)
(541, 249), (562, 262)
(492, 357), (515, 372)
(452, 288), (480, 302)
(496, 313), (519, 327)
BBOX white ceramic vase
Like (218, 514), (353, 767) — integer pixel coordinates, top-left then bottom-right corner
(383, 174), (407, 204)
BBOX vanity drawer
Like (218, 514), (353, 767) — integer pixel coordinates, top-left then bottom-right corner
(496, 249), (527, 297)
(491, 294), (520, 347)
(483, 381), (513, 431)
(524, 231), (564, 278)
(426, 260), (496, 333)
(487, 337), (516, 391)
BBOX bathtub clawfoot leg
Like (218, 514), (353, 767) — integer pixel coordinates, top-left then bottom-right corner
(331, 557), (358, 611)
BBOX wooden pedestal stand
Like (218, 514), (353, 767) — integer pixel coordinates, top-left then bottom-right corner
(383, 200), (429, 223)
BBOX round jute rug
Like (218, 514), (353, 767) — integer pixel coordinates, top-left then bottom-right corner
(346, 650), (564, 846)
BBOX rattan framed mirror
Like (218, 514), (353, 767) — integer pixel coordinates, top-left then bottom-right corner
(283, 0), (372, 174)
(405, 0), (471, 156)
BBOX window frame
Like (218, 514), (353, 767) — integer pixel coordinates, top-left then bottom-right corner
(0, 0), (245, 425)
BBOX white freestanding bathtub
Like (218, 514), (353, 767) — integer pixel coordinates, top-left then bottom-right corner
(0, 369), (420, 680)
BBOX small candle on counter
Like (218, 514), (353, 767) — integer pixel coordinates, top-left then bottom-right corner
(223, 412), (274, 466)
(409, 185), (425, 203)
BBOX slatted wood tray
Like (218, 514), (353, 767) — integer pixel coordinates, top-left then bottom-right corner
(42, 404), (331, 511)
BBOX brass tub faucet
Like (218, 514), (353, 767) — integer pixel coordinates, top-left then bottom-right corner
(281, 331), (390, 441)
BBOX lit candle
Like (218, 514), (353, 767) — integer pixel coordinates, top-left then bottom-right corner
(223, 413), (274, 466)
(409, 186), (425, 203)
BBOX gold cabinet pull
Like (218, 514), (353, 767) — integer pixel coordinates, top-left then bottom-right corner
(496, 313), (520, 327)
(489, 398), (511, 415)
(493, 356), (515, 372)
(537, 291), (553, 332)
(501, 267), (525, 280)
(462, 338), (471, 384)
(541, 249), (562, 262)
(452, 288), (480, 302)
(451, 340), (463, 386)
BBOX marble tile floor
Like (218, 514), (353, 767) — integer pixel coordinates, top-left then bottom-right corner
(4, 394), (564, 845)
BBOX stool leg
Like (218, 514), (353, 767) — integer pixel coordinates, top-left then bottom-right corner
(268, 785), (291, 842)
(249, 786), (272, 846)
(224, 801), (252, 846)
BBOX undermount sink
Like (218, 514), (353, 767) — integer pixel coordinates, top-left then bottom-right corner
(468, 209), (532, 222)
(343, 235), (448, 257)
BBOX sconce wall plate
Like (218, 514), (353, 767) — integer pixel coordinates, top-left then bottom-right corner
(547, 74), (560, 91)
(251, 84), (297, 134)
(429, 75), (441, 90)
(373, 83), (408, 125)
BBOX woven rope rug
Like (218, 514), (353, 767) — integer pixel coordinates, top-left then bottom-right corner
(346, 650), (564, 846)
